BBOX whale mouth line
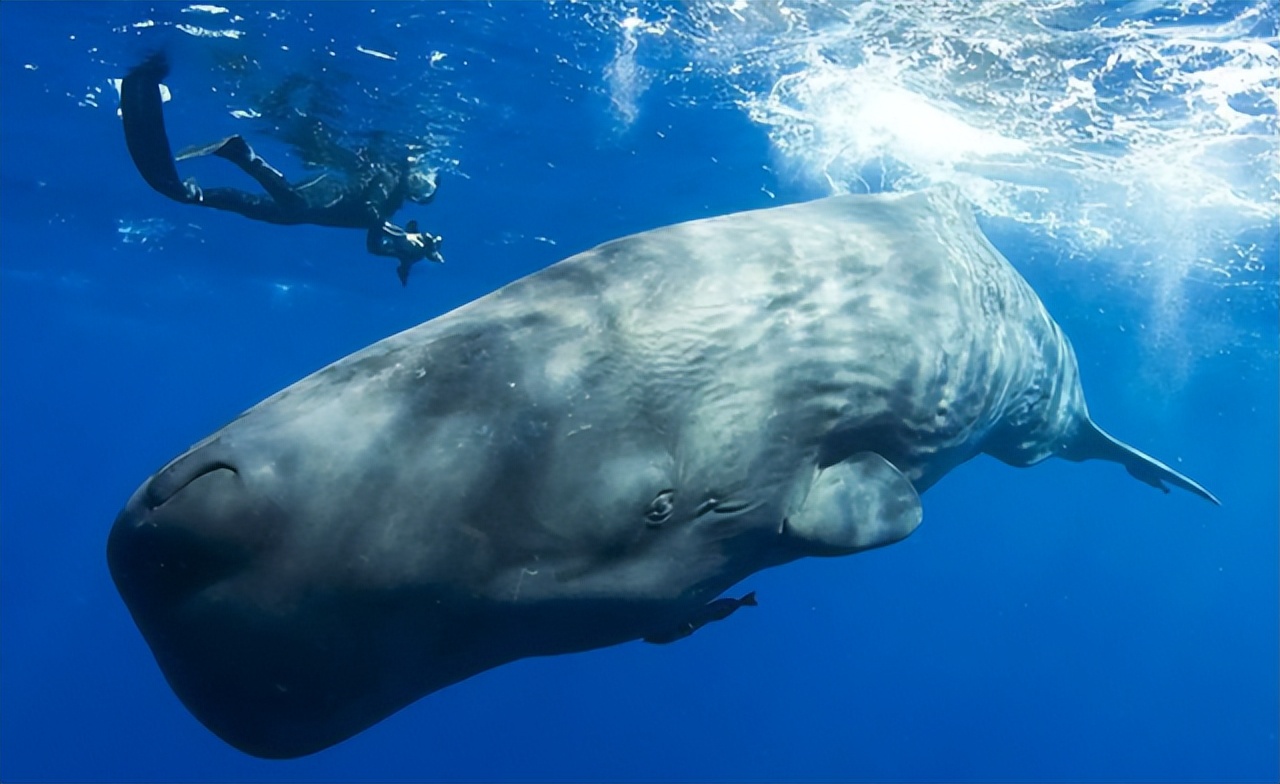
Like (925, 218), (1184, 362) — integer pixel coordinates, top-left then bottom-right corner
(145, 458), (239, 511)
(110, 462), (256, 619)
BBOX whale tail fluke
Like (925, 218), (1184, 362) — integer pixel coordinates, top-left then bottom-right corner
(1067, 419), (1220, 505)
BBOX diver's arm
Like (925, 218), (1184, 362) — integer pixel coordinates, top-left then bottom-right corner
(187, 135), (307, 210)
(367, 223), (444, 286)
(119, 54), (195, 203)
(366, 222), (443, 260)
(366, 222), (411, 258)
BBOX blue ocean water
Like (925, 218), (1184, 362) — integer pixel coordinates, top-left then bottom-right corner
(0, 1), (1276, 781)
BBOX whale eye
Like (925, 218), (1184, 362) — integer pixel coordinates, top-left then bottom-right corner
(645, 490), (675, 528)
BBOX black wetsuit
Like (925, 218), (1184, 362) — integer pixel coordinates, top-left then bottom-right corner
(120, 54), (441, 285)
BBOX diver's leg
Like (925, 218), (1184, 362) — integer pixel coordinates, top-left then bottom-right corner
(205, 136), (306, 210)
(197, 187), (293, 225)
(175, 133), (304, 208)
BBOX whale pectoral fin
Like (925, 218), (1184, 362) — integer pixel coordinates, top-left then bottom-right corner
(1072, 420), (1220, 505)
(643, 593), (758, 645)
(785, 452), (923, 556)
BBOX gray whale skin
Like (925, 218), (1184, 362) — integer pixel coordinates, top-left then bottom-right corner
(108, 187), (1216, 759)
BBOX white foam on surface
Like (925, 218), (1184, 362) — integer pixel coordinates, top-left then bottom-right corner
(578, 0), (1278, 307)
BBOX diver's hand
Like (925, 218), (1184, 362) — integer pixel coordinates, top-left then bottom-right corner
(182, 177), (204, 204)
(405, 232), (445, 263)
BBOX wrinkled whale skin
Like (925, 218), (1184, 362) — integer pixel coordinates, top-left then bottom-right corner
(108, 187), (1214, 758)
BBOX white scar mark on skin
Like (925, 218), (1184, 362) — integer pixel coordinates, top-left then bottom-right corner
(512, 566), (539, 601)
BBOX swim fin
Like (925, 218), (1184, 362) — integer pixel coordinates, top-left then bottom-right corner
(120, 53), (194, 204)
(176, 135), (246, 162)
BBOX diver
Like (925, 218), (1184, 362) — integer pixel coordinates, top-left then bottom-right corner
(119, 53), (444, 287)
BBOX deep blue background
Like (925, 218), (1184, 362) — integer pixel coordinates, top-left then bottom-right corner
(1, 3), (1276, 782)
